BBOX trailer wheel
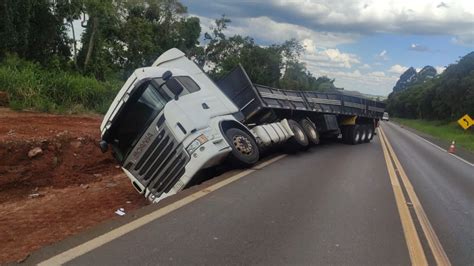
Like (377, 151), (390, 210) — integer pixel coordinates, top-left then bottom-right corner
(225, 128), (260, 167)
(359, 125), (367, 144)
(287, 119), (309, 150)
(364, 125), (374, 143)
(300, 119), (320, 145)
(347, 125), (361, 145)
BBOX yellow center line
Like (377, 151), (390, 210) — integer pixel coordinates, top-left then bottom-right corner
(38, 154), (287, 266)
(378, 127), (428, 266)
(379, 127), (451, 266)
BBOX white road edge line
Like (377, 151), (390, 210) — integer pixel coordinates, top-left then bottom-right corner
(38, 154), (287, 266)
(388, 122), (474, 167)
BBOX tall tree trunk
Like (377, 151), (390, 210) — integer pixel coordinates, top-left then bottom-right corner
(70, 20), (78, 68)
(84, 16), (98, 69)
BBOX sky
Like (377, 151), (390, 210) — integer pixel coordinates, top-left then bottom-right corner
(180, 0), (474, 96)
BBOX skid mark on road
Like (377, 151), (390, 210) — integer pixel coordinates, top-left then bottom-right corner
(379, 127), (451, 266)
(38, 154), (287, 266)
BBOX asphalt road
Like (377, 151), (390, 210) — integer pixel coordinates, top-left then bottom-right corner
(381, 122), (473, 265)
(34, 122), (473, 265)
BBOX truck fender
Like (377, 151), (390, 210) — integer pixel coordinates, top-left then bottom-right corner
(218, 119), (257, 145)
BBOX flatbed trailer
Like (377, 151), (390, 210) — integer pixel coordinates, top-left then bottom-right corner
(217, 65), (384, 140)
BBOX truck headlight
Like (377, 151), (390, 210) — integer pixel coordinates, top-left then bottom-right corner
(186, 132), (214, 154)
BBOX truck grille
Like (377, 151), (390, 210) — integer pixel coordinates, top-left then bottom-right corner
(125, 114), (189, 197)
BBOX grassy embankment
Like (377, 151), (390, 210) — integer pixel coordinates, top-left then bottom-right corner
(0, 55), (122, 114)
(393, 118), (474, 152)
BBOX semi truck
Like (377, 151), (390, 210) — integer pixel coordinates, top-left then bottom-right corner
(99, 48), (385, 203)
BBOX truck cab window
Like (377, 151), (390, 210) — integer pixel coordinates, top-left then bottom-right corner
(175, 76), (201, 93)
(108, 82), (169, 162)
(154, 76), (201, 98)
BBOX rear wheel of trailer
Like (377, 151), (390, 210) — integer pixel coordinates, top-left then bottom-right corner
(364, 125), (374, 143)
(346, 125), (361, 145)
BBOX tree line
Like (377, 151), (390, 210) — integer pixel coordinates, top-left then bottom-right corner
(386, 52), (474, 121)
(0, 0), (337, 92)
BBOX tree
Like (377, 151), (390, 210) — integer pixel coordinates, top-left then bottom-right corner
(115, 0), (201, 76)
(0, 0), (72, 64)
(387, 52), (474, 120)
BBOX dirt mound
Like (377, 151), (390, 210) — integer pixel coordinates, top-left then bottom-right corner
(0, 108), (148, 263)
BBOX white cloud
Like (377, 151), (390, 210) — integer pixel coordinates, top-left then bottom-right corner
(301, 47), (360, 70)
(435, 66), (446, 73)
(369, 71), (386, 77)
(389, 64), (409, 74)
(187, 0), (474, 46)
(361, 64), (371, 69)
(308, 68), (399, 95)
(227, 16), (358, 48)
(376, 50), (389, 60)
(270, 0), (474, 45)
(409, 43), (430, 52)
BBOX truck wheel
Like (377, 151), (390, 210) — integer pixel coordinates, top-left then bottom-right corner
(359, 125), (367, 144)
(225, 128), (260, 167)
(300, 119), (320, 145)
(348, 125), (361, 145)
(364, 125), (374, 143)
(287, 119), (309, 150)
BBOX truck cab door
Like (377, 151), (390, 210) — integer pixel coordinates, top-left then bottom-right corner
(163, 76), (220, 140)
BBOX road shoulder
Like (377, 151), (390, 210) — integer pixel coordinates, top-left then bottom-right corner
(388, 121), (474, 164)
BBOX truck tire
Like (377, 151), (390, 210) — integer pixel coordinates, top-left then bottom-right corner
(364, 125), (374, 143)
(300, 118), (320, 145)
(225, 128), (260, 168)
(347, 125), (361, 145)
(359, 125), (367, 144)
(287, 119), (309, 150)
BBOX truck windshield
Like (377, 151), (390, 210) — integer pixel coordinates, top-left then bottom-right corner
(108, 81), (170, 162)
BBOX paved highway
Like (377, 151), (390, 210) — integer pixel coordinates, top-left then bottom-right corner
(33, 122), (473, 265)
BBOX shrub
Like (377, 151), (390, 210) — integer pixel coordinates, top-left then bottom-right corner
(0, 55), (122, 114)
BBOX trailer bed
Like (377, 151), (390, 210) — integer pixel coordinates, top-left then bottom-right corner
(216, 65), (385, 124)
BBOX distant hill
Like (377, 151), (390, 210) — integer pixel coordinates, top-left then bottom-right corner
(392, 66), (437, 92)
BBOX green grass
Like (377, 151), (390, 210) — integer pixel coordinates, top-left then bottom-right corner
(0, 55), (122, 114)
(393, 118), (474, 152)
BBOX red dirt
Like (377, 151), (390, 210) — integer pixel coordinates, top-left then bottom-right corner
(0, 108), (148, 264)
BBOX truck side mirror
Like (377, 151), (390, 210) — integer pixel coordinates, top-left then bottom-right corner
(162, 70), (173, 81)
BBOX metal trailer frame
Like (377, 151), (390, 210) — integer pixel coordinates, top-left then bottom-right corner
(216, 65), (385, 128)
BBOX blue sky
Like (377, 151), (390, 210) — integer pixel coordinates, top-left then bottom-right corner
(180, 0), (474, 96)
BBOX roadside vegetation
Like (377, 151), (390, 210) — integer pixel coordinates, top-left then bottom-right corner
(386, 51), (474, 154)
(386, 52), (474, 121)
(0, 0), (338, 114)
(394, 118), (474, 152)
(0, 55), (121, 113)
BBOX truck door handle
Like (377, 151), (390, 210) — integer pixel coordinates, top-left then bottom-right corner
(202, 103), (209, 109)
